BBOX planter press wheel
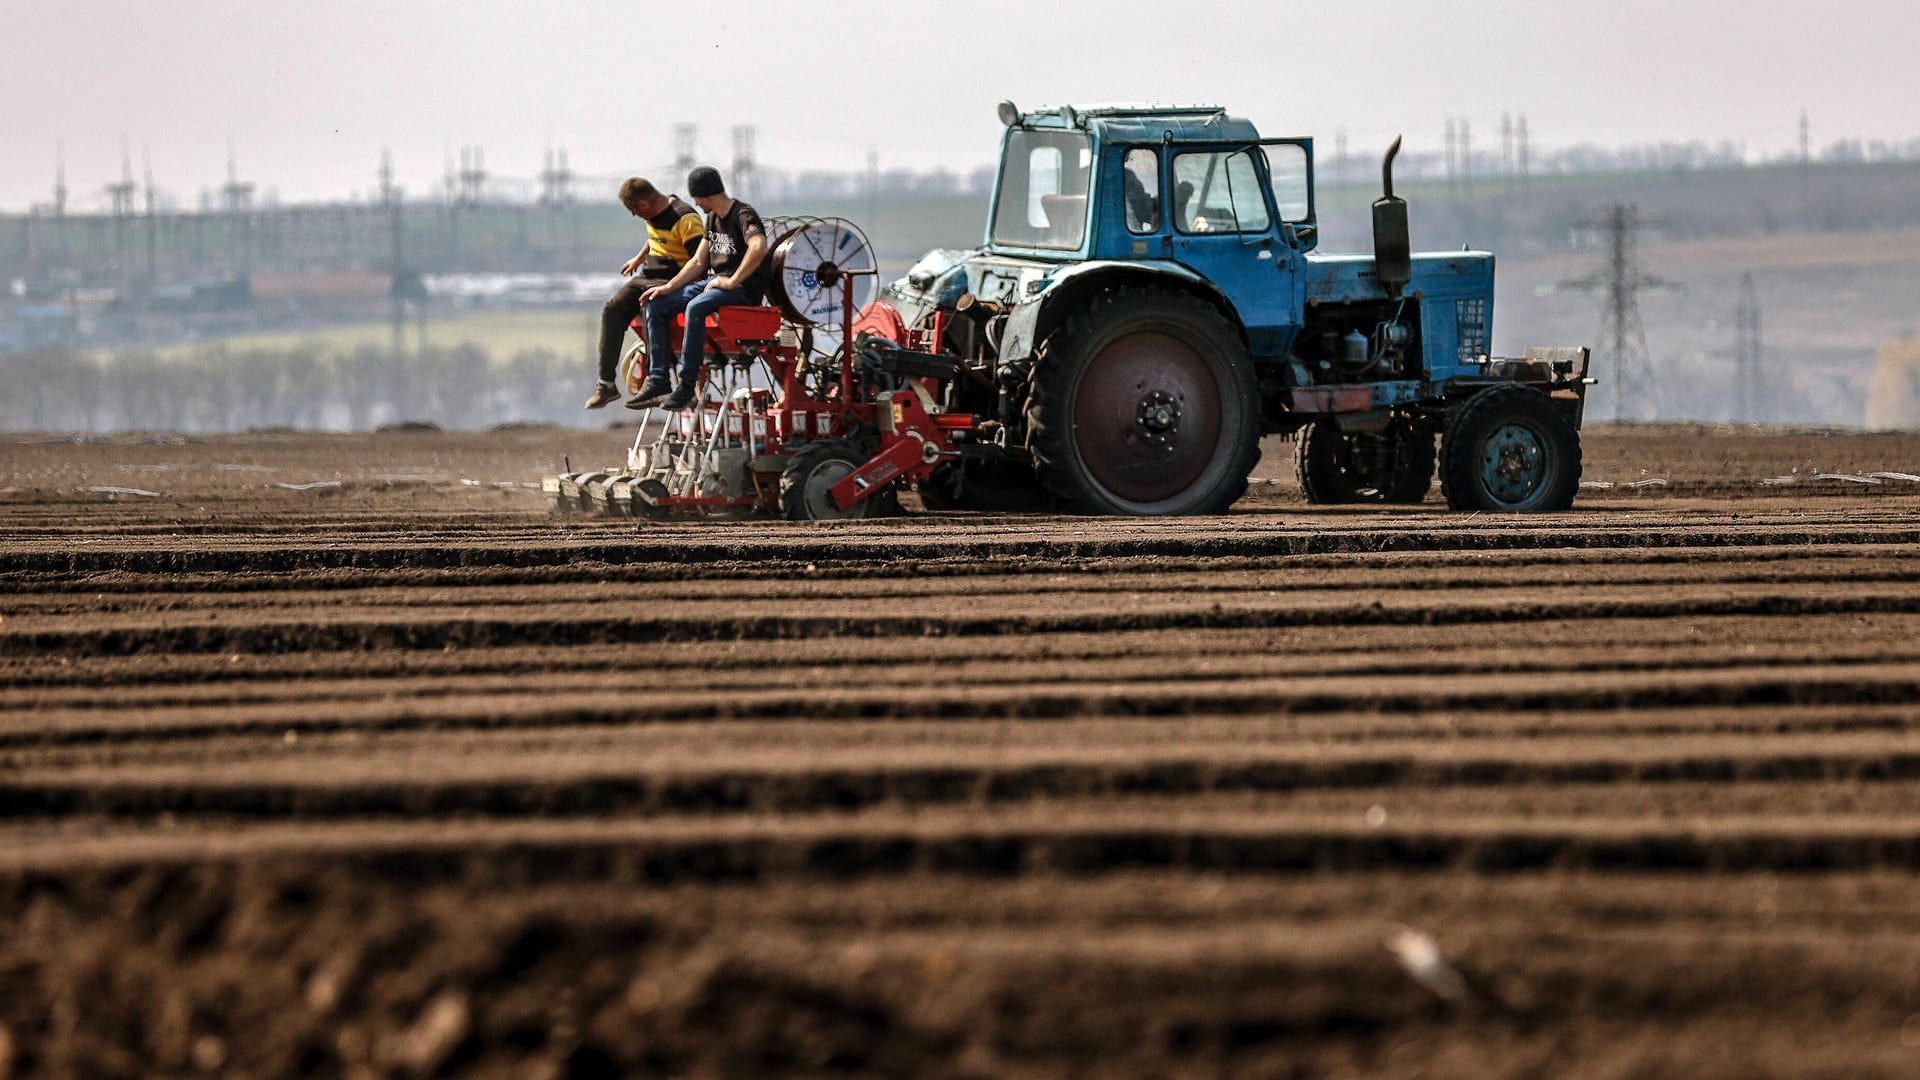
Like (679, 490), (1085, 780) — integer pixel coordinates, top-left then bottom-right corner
(767, 217), (879, 328)
(779, 439), (897, 521)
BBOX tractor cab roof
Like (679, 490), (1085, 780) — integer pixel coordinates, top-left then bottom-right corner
(1011, 102), (1263, 146)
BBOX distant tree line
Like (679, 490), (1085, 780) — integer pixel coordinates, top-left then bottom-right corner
(0, 345), (592, 433)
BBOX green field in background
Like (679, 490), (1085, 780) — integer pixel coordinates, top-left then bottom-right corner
(103, 309), (602, 365)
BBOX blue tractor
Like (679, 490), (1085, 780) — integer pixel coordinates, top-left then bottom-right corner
(865, 101), (1591, 515)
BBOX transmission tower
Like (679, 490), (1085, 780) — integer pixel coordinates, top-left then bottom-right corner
(221, 144), (256, 276)
(1333, 128), (1349, 211)
(1559, 204), (1676, 421)
(1500, 112), (1514, 194)
(1797, 107), (1812, 215)
(53, 145), (68, 219)
(730, 124), (757, 198)
(1444, 117), (1458, 197)
(221, 143), (255, 213)
(539, 146), (574, 207)
(1516, 114), (1531, 194)
(142, 146), (158, 283)
(673, 124), (697, 178)
(106, 148), (137, 286)
(380, 149), (409, 357)
(457, 146), (487, 206)
(1460, 118), (1472, 198)
(106, 149), (137, 216)
(1733, 272), (1765, 422)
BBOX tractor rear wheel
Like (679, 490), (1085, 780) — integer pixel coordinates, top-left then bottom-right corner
(1026, 288), (1260, 515)
(779, 439), (897, 521)
(1439, 386), (1582, 512)
(1295, 418), (1434, 505)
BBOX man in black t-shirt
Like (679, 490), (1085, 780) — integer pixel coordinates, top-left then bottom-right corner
(636, 165), (772, 411)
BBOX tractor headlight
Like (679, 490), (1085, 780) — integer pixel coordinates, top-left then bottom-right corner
(996, 100), (1020, 127)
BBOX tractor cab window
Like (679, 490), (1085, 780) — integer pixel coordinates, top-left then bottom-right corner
(1122, 148), (1160, 234)
(1172, 149), (1270, 235)
(992, 129), (1092, 250)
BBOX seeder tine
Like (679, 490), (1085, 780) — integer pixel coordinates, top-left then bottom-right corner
(607, 476), (640, 518)
(571, 471), (611, 513)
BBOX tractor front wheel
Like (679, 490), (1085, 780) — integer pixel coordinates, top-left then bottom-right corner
(1439, 386), (1582, 512)
(1026, 288), (1260, 515)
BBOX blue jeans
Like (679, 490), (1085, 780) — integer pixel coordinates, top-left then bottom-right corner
(644, 281), (762, 384)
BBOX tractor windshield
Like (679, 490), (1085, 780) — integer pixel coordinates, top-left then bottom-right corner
(991, 129), (1092, 250)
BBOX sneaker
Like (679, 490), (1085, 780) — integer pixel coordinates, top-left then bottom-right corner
(661, 382), (698, 411)
(624, 375), (673, 410)
(584, 381), (621, 409)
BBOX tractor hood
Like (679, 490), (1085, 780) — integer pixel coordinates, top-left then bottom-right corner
(1302, 250), (1495, 305)
(881, 248), (1060, 326)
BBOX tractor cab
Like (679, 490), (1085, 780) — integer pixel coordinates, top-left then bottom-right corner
(973, 103), (1319, 359)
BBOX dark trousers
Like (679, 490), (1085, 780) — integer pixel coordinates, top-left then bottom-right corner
(597, 274), (675, 383)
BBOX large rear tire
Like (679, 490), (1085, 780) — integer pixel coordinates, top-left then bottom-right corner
(1295, 418), (1434, 505)
(1026, 288), (1260, 515)
(1439, 386), (1582, 512)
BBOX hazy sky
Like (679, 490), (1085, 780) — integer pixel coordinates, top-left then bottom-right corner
(4, 0), (1916, 211)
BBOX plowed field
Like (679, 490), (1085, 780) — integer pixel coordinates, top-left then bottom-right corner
(4, 426), (1920, 1078)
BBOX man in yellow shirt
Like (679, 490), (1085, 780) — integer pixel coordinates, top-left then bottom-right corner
(586, 177), (706, 409)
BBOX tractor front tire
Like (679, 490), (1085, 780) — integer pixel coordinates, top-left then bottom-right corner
(1439, 386), (1582, 512)
(779, 440), (898, 521)
(1026, 288), (1260, 515)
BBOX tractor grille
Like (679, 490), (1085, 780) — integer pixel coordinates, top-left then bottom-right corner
(1456, 298), (1488, 364)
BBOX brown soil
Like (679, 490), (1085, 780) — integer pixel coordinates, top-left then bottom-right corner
(4, 426), (1920, 1078)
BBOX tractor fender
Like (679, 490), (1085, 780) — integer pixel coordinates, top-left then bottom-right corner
(998, 260), (1240, 364)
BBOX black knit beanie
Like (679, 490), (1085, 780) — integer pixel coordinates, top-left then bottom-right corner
(687, 166), (724, 197)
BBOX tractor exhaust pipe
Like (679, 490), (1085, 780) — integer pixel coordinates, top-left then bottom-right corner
(1372, 136), (1413, 296)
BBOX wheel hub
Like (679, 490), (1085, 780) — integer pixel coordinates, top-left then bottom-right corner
(1136, 390), (1181, 446)
(802, 459), (859, 519)
(1480, 422), (1547, 502)
(1071, 330), (1223, 505)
